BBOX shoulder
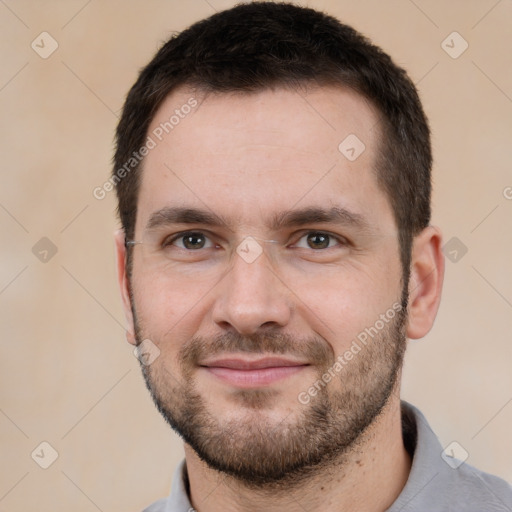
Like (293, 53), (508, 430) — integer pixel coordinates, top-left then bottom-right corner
(389, 402), (512, 511)
(452, 462), (512, 509)
(142, 497), (170, 512)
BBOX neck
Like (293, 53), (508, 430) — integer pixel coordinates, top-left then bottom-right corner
(184, 396), (411, 512)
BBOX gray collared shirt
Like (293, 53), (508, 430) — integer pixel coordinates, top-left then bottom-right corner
(143, 401), (512, 511)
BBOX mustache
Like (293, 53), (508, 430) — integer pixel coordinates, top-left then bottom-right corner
(179, 330), (334, 368)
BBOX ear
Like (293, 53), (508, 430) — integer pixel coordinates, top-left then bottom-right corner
(114, 229), (137, 346)
(406, 225), (445, 340)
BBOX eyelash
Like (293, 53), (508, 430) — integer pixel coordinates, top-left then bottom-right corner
(162, 230), (350, 251)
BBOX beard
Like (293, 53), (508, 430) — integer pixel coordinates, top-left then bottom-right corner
(132, 290), (408, 490)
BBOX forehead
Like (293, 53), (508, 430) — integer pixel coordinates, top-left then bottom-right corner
(136, 85), (394, 235)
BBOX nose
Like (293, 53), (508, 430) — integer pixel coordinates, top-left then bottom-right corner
(211, 246), (293, 335)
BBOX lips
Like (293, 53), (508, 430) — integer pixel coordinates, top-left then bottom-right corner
(200, 356), (309, 388)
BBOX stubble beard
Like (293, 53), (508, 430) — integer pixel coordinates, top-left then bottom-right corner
(132, 293), (408, 490)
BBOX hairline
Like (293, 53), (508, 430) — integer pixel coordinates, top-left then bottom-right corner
(131, 79), (389, 229)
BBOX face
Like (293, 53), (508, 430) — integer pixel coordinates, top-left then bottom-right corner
(123, 85), (408, 486)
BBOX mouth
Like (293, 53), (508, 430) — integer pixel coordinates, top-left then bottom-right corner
(199, 356), (310, 388)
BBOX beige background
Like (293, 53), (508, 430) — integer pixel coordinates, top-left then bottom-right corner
(1, 0), (511, 510)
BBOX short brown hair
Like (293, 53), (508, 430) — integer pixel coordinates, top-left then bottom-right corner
(114, 2), (432, 278)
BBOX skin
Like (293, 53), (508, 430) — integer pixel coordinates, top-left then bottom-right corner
(115, 85), (444, 511)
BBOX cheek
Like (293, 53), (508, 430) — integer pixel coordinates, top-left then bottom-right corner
(292, 259), (401, 354)
(131, 270), (211, 353)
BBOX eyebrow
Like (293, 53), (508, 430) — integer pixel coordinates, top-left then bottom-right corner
(145, 205), (370, 233)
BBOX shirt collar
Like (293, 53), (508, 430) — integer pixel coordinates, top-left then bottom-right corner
(156, 401), (511, 511)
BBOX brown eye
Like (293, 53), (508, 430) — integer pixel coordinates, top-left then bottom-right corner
(166, 231), (214, 250)
(182, 233), (206, 249)
(294, 231), (345, 250)
(306, 232), (330, 249)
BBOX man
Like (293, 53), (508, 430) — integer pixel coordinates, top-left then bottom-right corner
(112, 3), (512, 511)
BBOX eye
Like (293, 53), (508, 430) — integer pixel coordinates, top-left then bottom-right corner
(293, 231), (347, 250)
(164, 231), (216, 250)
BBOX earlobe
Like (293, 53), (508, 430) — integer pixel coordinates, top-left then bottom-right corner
(406, 226), (445, 340)
(114, 229), (137, 346)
